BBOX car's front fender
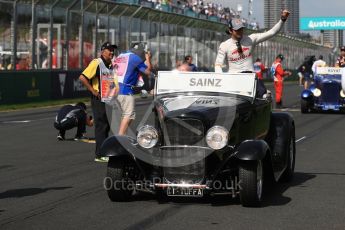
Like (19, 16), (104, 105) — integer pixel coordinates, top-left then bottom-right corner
(301, 89), (313, 100)
(234, 140), (269, 161)
(99, 135), (138, 158)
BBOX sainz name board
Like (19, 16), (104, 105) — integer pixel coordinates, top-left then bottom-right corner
(156, 71), (256, 97)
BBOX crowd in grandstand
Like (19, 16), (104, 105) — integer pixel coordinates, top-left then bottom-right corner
(140, 0), (259, 30)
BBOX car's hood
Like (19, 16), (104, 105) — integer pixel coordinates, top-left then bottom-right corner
(154, 95), (251, 129)
(316, 74), (341, 84)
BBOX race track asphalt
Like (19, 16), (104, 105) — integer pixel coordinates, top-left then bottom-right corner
(1, 83), (345, 230)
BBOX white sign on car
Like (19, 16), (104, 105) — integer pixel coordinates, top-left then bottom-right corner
(156, 71), (257, 98)
(316, 67), (343, 75)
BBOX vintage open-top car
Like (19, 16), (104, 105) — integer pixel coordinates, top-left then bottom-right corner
(301, 67), (345, 113)
(100, 71), (296, 207)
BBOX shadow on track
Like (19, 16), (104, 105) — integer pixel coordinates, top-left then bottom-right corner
(124, 205), (184, 230)
(261, 172), (316, 207)
(0, 165), (15, 172)
(104, 172), (315, 207)
(209, 172), (316, 207)
(0, 186), (72, 199)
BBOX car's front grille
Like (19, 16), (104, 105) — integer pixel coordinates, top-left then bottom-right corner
(161, 146), (206, 184)
(321, 83), (340, 104)
(164, 118), (204, 146)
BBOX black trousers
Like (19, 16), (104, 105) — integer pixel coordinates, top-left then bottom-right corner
(256, 79), (267, 98)
(91, 96), (110, 157)
(54, 117), (86, 137)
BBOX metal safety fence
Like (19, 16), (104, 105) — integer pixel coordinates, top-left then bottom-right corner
(0, 0), (335, 72)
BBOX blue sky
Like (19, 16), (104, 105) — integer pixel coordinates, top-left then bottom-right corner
(210, 0), (345, 27)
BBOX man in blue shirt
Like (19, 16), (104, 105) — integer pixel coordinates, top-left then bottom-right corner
(184, 55), (198, 71)
(114, 43), (152, 135)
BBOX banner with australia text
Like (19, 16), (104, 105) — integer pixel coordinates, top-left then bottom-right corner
(300, 17), (345, 30)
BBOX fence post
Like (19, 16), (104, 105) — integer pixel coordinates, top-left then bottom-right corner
(11, 0), (18, 70)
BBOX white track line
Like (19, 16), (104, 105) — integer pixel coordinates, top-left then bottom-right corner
(296, 136), (307, 143)
(0, 120), (31, 124)
(0, 117), (54, 124)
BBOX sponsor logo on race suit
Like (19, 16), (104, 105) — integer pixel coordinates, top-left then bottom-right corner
(229, 47), (252, 63)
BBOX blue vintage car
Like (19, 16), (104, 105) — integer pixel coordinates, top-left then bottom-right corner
(301, 67), (345, 113)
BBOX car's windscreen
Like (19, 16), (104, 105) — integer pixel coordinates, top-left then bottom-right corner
(155, 71), (257, 98)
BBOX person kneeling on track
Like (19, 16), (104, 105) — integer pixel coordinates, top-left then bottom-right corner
(54, 102), (93, 141)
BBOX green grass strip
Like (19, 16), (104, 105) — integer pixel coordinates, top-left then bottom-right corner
(0, 97), (90, 112)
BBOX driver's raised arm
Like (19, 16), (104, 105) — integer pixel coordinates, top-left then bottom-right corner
(250, 9), (290, 45)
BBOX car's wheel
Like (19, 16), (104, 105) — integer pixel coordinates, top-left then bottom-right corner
(105, 157), (134, 202)
(301, 100), (309, 113)
(239, 160), (263, 207)
(279, 125), (296, 182)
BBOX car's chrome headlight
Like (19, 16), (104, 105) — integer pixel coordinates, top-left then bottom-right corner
(206, 126), (229, 150)
(340, 90), (345, 98)
(312, 88), (321, 97)
(137, 125), (158, 149)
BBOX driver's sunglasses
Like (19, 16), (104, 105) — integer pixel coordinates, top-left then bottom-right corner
(236, 41), (243, 54)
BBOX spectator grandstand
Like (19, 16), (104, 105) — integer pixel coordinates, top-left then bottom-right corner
(116, 0), (259, 29)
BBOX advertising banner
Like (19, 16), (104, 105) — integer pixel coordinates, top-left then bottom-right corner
(0, 70), (89, 105)
(50, 70), (89, 99)
(300, 17), (345, 30)
(0, 71), (50, 104)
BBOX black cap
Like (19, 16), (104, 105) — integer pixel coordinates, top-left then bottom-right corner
(276, 54), (284, 60)
(319, 55), (323, 60)
(101, 41), (117, 51)
(341, 46), (345, 51)
(228, 18), (245, 30)
(76, 102), (86, 110)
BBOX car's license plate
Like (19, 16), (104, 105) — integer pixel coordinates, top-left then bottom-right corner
(167, 187), (203, 197)
(324, 105), (335, 110)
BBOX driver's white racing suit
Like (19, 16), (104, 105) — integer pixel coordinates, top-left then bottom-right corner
(215, 20), (285, 73)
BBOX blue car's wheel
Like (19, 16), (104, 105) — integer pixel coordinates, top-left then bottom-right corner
(301, 100), (309, 113)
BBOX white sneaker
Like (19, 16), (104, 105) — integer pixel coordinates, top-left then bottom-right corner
(94, 157), (109, 163)
(141, 90), (148, 98)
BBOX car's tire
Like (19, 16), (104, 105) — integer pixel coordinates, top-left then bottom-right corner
(266, 113), (295, 181)
(239, 160), (263, 207)
(279, 125), (296, 182)
(105, 157), (134, 202)
(301, 100), (308, 113)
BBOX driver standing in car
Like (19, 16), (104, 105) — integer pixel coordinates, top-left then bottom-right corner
(215, 10), (290, 73)
(214, 10), (290, 96)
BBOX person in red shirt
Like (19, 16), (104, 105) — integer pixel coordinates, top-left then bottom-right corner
(253, 58), (266, 80)
(16, 58), (29, 70)
(271, 54), (291, 108)
(335, 46), (345, 67)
